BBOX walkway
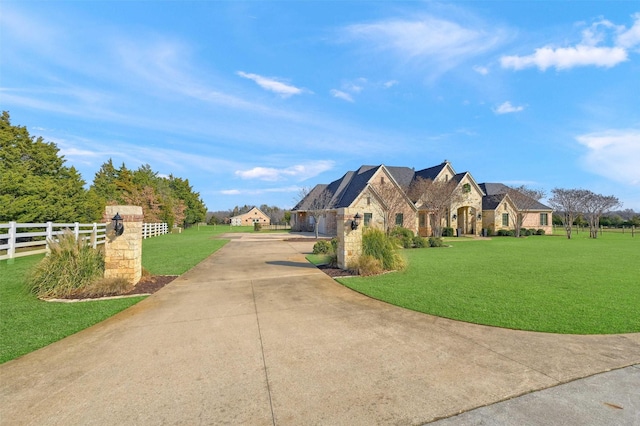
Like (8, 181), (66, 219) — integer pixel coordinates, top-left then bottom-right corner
(1, 233), (638, 425)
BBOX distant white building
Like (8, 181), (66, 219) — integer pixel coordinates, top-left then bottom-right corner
(229, 207), (271, 226)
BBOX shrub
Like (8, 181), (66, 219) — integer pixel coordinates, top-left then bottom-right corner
(349, 254), (383, 276)
(413, 235), (427, 248)
(312, 240), (332, 254)
(27, 230), (105, 298)
(330, 237), (339, 253)
(536, 229), (546, 235)
(362, 228), (405, 271)
(428, 237), (445, 247)
(253, 223), (262, 231)
(497, 229), (515, 237)
(390, 227), (414, 248)
(442, 227), (454, 237)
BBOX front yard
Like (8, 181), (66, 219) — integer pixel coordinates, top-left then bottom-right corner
(337, 233), (639, 334)
(0, 225), (240, 363)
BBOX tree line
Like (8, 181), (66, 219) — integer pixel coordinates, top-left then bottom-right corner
(1, 112), (206, 227)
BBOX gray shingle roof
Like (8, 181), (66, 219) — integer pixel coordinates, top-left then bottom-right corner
(414, 162), (447, 181)
(479, 183), (551, 211)
(482, 193), (506, 210)
(293, 164), (552, 213)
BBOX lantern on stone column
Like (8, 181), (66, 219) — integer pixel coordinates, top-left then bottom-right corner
(112, 212), (125, 237)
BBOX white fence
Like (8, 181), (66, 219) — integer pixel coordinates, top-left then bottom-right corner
(1, 221), (169, 260)
(142, 222), (168, 239)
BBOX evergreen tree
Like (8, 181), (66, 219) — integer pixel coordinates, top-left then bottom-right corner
(0, 111), (100, 222)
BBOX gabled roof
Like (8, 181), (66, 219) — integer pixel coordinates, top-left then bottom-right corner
(385, 166), (416, 190)
(293, 164), (416, 211)
(479, 183), (551, 211)
(479, 182), (510, 196)
(414, 161), (451, 181)
(230, 206), (269, 219)
(482, 193), (507, 210)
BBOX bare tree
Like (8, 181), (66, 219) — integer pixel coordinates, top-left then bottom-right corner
(369, 175), (414, 235)
(506, 185), (546, 237)
(408, 177), (463, 237)
(295, 185), (333, 238)
(581, 190), (621, 238)
(548, 188), (589, 239)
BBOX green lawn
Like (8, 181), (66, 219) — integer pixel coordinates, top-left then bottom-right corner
(0, 225), (238, 363)
(338, 233), (640, 334)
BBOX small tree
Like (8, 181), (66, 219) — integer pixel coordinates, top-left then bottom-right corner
(506, 185), (545, 238)
(408, 177), (463, 237)
(296, 186), (333, 238)
(369, 172), (414, 235)
(582, 191), (621, 238)
(549, 188), (589, 239)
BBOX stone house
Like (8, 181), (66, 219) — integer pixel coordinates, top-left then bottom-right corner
(292, 161), (553, 236)
(230, 207), (271, 226)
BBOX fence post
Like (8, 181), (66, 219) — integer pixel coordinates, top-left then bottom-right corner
(8, 221), (16, 259)
(46, 222), (53, 255)
(74, 222), (80, 242)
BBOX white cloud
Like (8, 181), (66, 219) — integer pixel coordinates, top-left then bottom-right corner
(221, 189), (241, 195)
(576, 129), (640, 186)
(343, 15), (506, 78)
(235, 160), (334, 182)
(501, 45), (627, 71)
(493, 101), (525, 114)
(330, 89), (354, 102)
(616, 13), (640, 49)
(501, 14), (639, 71)
(473, 65), (489, 75)
(383, 80), (398, 88)
(237, 71), (305, 98)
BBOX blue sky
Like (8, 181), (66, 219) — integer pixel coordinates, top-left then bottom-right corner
(2, 1), (639, 212)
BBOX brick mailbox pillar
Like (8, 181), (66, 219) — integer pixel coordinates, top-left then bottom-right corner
(337, 207), (363, 270)
(103, 205), (143, 285)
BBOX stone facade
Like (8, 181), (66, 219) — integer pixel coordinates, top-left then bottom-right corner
(336, 208), (363, 270)
(103, 205), (143, 285)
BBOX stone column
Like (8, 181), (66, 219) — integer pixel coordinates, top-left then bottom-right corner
(337, 208), (363, 270)
(103, 205), (143, 285)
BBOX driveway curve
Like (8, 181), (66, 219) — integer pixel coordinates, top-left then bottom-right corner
(1, 232), (639, 425)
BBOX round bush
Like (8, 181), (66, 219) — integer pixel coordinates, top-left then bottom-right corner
(312, 240), (332, 254)
(413, 235), (427, 248)
(428, 237), (445, 247)
(442, 227), (454, 237)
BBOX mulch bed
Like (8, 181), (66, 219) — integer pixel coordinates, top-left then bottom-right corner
(124, 275), (178, 295)
(317, 264), (356, 278)
(58, 275), (178, 300)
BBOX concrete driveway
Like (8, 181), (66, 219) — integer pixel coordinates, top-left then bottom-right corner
(1, 232), (639, 425)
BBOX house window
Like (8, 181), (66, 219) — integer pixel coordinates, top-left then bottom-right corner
(364, 213), (372, 226)
(419, 212), (426, 227)
(463, 183), (471, 193)
(502, 213), (509, 227)
(540, 213), (548, 226)
(395, 213), (404, 227)
(381, 176), (385, 184)
(367, 197), (371, 205)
